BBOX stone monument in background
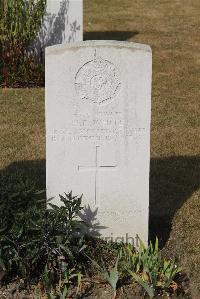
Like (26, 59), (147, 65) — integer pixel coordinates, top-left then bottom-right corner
(45, 41), (152, 245)
(34, 0), (83, 60)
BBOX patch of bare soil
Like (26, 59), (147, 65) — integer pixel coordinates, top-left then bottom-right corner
(0, 275), (191, 299)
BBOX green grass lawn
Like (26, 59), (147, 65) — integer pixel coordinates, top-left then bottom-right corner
(0, 0), (200, 297)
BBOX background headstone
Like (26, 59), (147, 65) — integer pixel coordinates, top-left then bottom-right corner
(34, 0), (83, 60)
(45, 41), (152, 245)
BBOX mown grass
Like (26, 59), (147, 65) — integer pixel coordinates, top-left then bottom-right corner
(0, 0), (200, 297)
(0, 88), (46, 192)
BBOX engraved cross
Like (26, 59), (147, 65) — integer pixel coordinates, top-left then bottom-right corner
(78, 146), (118, 206)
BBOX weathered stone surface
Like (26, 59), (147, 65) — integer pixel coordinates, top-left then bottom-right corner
(34, 0), (82, 57)
(45, 40), (152, 245)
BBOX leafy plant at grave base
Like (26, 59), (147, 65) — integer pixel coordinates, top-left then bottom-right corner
(41, 265), (82, 299)
(0, 173), (46, 283)
(86, 253), (121, 299)
(0, 175), (185, 298)
(0, 173), (42, 233)
(0, 175), (86, 288)
(83, 237), (124, 274)
(86, 238), (183, 298)
(0, 0), (46, 87)
(121, 238), (183, 297)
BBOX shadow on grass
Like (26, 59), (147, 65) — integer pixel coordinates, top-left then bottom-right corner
(149, 156), (200, 247)
(0, 156), (199, 246)
(84, 31), (139, 41)
(0, 160), (46, 190)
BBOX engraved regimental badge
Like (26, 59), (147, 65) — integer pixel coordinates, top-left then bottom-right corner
(75, 50), (121, 105)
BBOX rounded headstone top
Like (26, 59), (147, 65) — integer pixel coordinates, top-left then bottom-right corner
(45, 40), (152, 55)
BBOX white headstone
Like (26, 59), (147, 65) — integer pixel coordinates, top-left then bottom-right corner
(45, 41), (152, 245)
(34, 0), (83, 57)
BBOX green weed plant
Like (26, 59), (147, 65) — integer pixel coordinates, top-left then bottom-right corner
(0, 0), (46, 86)
(0, 176), (85, 288)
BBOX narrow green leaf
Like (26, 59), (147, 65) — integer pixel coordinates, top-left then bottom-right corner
(128, 270), (155, 298)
